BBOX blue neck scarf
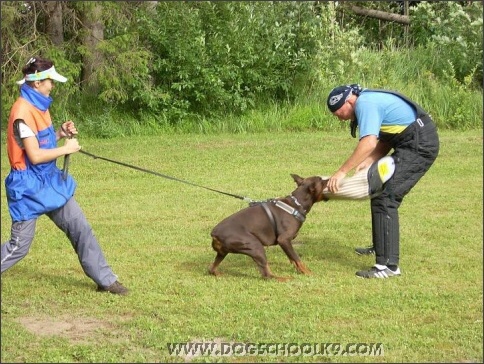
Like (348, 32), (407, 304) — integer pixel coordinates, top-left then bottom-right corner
(20, 83), (53, 111)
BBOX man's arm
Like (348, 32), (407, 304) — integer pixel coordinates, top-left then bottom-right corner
(327, 135), (378, 193)
(355, 140), (392, 172)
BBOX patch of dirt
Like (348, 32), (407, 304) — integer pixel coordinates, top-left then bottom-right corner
(16, 315), (114, 343)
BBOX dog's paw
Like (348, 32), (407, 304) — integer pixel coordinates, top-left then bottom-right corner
(275, 276), (292, 282)
(293, 261), (312, 275)
(208, 266), (222, 276)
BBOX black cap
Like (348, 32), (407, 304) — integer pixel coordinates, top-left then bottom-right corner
(327, 84), (362, 112)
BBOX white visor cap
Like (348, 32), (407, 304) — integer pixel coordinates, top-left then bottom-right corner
(16, 66), (67, 85)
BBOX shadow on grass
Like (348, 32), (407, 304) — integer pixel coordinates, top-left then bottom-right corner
(301, 236), (371, 270)
(1, 265), (95, 293)
(173, 235), (368, 280)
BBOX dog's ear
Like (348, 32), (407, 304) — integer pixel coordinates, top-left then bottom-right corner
(291, 174), (304, 186)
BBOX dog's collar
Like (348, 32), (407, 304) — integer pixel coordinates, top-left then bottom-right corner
(272, 199), (306, 222)
(290, 195), (304, 209)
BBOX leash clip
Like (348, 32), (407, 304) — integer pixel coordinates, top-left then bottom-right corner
(243, 197), (254, 204)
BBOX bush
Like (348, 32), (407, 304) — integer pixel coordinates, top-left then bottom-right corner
(410, 1), (483, 87)
(132, 2), (325, 123)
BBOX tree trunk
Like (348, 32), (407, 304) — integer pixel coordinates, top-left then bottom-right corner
(80, 2), (104, 93)
(403, 1), (409, 44)
(347, 5), (411, 25)
(45, 1), (64, 45)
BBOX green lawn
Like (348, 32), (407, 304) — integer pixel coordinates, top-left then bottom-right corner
(1, 130), (482, 363)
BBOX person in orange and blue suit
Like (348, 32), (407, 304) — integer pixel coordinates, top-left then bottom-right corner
(1, 57), (128, 295)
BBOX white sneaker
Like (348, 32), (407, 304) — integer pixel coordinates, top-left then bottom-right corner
(356, 264), (401, 279)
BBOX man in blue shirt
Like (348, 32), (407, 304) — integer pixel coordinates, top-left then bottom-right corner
(326, 84), (439, 278)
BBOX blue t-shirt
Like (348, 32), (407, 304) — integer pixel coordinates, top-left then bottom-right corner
(355, 91), (416, 139)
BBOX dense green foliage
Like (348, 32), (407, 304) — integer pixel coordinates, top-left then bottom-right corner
(1, 1), (482, 135)
(410, 1), (483, 84)
(134, 2), (322, 119)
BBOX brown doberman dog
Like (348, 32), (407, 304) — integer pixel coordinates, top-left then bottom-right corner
(209, 174), (328, 281)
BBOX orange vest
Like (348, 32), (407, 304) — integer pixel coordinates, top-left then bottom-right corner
(7, 97), (53, 170)
(4, 96), (76, 222)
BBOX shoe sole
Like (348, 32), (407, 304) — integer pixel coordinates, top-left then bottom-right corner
(355, 251), (375, 256)
(355, 270), (401, 279)
(356, 274), (400, 279)
(96, 286), (129, 295)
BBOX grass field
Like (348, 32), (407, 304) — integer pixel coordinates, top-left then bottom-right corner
(1, 130), (482, 363)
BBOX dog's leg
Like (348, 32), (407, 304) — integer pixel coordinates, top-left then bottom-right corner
(291, 260), (312, 275)
(208, 252), (227, 276)
(209, 237), (228, 276)
(242, 245), (287, 281)
(278, 239), (312, 275)
(252, 259), (291, 282)
(243, 246), (290, 282)
(246, 246), (271, 278)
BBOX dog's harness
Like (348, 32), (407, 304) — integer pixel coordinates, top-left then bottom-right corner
(260, 203), (278, 236)
(274, 196), (306, 222)
(251, 195), (306, 236)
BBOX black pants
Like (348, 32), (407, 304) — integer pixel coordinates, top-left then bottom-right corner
(371, 115), (440, 266)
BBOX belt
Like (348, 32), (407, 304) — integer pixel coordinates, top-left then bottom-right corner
(380, 114), (434, 145)
(414, 114), (433, 127)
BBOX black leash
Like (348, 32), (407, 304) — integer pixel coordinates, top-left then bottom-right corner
(62, 130), (74, 180)
(78, 149), (254, 203)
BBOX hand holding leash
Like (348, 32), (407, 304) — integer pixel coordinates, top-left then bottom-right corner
(60, 121), (80, 180)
